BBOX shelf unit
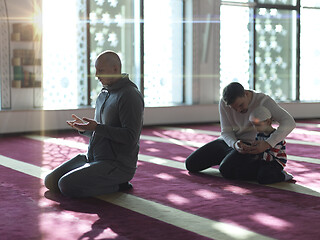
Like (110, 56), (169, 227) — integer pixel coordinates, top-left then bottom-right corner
(10, 22), (43, 109)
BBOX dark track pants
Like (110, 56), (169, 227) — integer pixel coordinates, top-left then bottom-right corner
(185, 139), (285, 184)
(44, 154), (134, 198)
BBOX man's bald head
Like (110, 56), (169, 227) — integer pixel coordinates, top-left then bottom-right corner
(96, 50), (122, 74)
(95, 50), (122, 86)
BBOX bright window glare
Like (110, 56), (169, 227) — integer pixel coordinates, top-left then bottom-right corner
(300, 8), (320, 101)
(220, 5), (251, 94)
(144, 0), (183, 106)
(42, 0), (78, 109)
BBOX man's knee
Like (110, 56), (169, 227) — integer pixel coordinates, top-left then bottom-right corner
(44, 173), (51, 189)
(44, 172), (60, 192)
(185, 157), (199, 173)
(219, 164), (234, 179)
(58, 176), (82, 198)
(219, 158), (239, 179)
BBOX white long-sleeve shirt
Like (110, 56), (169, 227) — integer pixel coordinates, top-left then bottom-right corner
(219, 91), (296, 148)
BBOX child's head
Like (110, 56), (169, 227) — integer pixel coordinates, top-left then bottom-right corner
(249, 106), (272, 133)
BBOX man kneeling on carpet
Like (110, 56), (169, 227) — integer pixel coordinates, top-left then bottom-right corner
(186, 82), (296, 184)
(44, 51), (144, 198)
(220, 106), (294, 184)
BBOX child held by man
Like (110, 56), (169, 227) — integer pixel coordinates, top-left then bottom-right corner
(249, 106), (294, 184)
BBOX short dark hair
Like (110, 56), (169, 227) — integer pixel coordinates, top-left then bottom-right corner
(222, 82), (245, 105)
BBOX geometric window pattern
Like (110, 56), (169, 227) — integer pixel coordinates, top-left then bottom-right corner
(88, 0), (320, 105)
(77, 0), (89, 106)
(0, 0), (11, 109)
(255, 8), (297, 101)
(3, 0), (320, 110)
(221, 1), (301, 101)
(42, 0), (88, 109)
(89, 0), (136, 106)
(89, 0), (184, 107)
(258, 0), (296, 5)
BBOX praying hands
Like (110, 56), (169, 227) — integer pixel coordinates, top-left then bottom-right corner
(67, 114), (97, 132)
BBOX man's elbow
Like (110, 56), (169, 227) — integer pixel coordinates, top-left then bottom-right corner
(290, 117), (296, 132)
(125, 129), (141, 145)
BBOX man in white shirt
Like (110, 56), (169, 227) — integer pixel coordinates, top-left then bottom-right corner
(185, 82), (295, 180)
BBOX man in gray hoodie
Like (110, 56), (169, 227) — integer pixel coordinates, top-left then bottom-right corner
(44, 51), (144, 198)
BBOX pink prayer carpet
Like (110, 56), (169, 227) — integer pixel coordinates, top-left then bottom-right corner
(0, 120), (320, 240)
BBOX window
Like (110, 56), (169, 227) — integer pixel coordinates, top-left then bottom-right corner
(89, 0), (139, 106)
(220, 3), (252, 93)
(258, 0), (296, 5)
(143, 0), (184, 106)
(42, 0), (186, 109)
(42, 0), (87, 109)
(300, 1), (320, 101)
(88, 0), (185, 107)
(255, 8), (297, 100)
(39, 0), (320, 111)
(221, 0), (320, 102)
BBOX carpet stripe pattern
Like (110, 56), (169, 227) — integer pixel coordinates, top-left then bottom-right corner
(0, 120), (319, 239)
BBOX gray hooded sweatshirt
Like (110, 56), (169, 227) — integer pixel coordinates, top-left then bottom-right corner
(84, 74), (144, 174)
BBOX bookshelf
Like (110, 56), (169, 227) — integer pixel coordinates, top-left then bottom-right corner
(10, 22), (43, 109)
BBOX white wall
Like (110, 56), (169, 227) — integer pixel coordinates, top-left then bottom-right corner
(0, 102), (319, 134)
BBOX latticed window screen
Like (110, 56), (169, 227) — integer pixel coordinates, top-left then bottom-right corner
(258, 0), (296, 5)
(41, 0), (184, 108)
(220, 0), (309, 102)
(42, 0), (87, 109)
(89, 0), (184, 107)
(25, 0), (320, 110)
(89, 0), (137, 105)
(255, 8), (297, 101)
(0, 0), (10, 109)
